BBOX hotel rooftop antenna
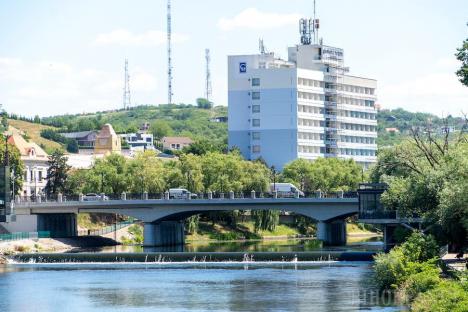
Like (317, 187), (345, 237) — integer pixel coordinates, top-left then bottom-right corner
(123, 58), (131, 110)
(167, 0), (173, 104)
(313, 0), (320, 44)
(205, 49), (212, 102)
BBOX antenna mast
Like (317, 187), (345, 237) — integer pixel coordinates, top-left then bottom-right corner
(123, 58), (131, 110)
(167, 0), (173, 104)
(313, 0), (320, 44)
(205, 49), (212, 102)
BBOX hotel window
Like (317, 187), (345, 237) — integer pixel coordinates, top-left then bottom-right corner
(252, 145), (261, 153)
(252, 92), (260, 100)
(252, 132), (261, 140)
(252, 105), (260, 113)
(252, 78), (260, 87)
(252, 119), (260, 127)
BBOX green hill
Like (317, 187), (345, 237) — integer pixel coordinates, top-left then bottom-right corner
(11, 105), (464, 149)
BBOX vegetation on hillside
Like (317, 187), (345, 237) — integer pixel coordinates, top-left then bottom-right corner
(7, 119), (63, 153)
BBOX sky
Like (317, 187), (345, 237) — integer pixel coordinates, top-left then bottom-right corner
(0, 0), (467, 117)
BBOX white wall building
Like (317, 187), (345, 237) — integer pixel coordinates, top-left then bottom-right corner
(120, 132), (154, 152)
(8, 134), (49, 196)
(228, 22), (377, 170)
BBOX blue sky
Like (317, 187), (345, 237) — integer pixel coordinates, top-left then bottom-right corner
(0, 0), (467, 117)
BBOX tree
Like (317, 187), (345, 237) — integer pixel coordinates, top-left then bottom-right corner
(196, 98), (212, 109)
(0, 136), (24, 195)
(456, 26), (468, 87)
(282, 158), (362, 192)
(45, 150), (71, 195)
(150, 120), (173, 140)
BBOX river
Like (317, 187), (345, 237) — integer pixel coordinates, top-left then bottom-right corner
(0, 237), (405, 311)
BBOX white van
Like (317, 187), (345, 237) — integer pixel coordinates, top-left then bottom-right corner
(269, 183), (304, 197)
(168, 188), (198, 199)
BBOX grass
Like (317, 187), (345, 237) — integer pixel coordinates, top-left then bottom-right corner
(8, 119), (63, 154)
(77, 213), (107, 231)
(347, 222), (381, 235)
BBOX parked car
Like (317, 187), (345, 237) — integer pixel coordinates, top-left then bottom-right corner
(168, 188), (197, 199)
(269, 183), (304, 197)
(83, 193), (108, 201)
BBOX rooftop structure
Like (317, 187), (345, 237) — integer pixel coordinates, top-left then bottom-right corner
(161, 136), (194, 151)
(94, 124), (121, 155)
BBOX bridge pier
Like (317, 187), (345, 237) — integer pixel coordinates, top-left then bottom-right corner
(37, 213), (77, 238)
(316, 220), (347, 246)
(143, 221), (185, 247)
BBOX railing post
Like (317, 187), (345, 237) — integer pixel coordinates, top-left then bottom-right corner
(338, 190), (344, 198)
(100, 193), (105, 201)
(219, 192), (224, 199)
(295, 190), (300, 198)
(143, 192), (148, 200)
(36, 196), (42, 204)
(273, 190), (278, 199)
(58, 193), (63, 203)
(79, 193), (84, 202)
(164, 191), (169, 200)
(207, 191), (212, 200)
(15, 195), (21, 204)
(121, 192), (126, 201)
(229, 191), (234, 199)
(187, 192), (192, 200)
(251, 190), (256, 199)
(316, 190), (322, 198)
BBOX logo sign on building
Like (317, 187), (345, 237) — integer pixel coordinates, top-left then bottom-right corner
(239, 62), (247, 73)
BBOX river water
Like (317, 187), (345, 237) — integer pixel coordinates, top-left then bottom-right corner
(0, 238), (403, 311)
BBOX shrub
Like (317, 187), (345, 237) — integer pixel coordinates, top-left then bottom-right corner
(411, 280), (468, 312)
(374, 247), (407, 290)
(400, 262), (441, 302)
(400, 231), (439, 262)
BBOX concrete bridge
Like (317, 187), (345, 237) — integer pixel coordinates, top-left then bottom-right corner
(12, 193), (359, 246)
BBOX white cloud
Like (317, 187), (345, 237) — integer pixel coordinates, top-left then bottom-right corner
(0, 58), (159, 116)
(94, 29), (188, 46)
(379, 72), (468, 116)
(218, 8), (301, 31)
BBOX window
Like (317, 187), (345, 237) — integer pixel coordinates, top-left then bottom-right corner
(252, 105), (260, 113)
(252, 145), (261, 153)
(252, 119), (260, 127)
(252, 92), (260, 100)
(252, 78), (260, 86)
(252, 132), (260, 140)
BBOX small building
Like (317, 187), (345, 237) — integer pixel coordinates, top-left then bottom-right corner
(120, 132), (155, 151)
(161, 136), (194, 151)
(94, 124), (121, 155)
(385, 128), (400, 133)
(60, 130), (97, 148)
(8, 134), (49, 196)
(210, 116), (228, 123)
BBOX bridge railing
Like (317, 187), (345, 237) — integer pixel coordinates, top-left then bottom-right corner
(14, 190), (358, 206)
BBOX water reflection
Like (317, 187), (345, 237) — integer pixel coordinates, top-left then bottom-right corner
(89, 236), (383, 253)
(0, 262), (401, 312)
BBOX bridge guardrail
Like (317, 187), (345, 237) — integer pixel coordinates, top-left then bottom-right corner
(14, 190), (358, 206)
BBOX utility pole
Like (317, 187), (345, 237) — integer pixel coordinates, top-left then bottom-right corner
(205, 49), (212, 102)
(123, 58), (131, 110)
(167, 0), (173, 104)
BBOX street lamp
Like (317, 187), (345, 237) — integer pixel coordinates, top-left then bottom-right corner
(271, 166), (277, 191)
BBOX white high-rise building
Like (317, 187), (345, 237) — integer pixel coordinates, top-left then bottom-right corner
(228, 20), (378, 170)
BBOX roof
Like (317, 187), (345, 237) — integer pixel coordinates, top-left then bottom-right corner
(7, 134), (48, 158)
(60, 131), (97, 139)
(97, 124), (117, 138)
(162, 136), (194, 144)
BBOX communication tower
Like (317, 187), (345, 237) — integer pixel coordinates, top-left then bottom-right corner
(167, 0), (173, 104)
(123, 58), (131, 110)
(205, 49), (212, 101)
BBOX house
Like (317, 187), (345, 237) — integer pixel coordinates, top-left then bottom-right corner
(120, 132), (155, 151)
(94, 124), (121, 155)
(161, 136), (194, 151)
(7, 134), (49, 196)
(60, 130), (97, 148)
(210, 116), (228, 123)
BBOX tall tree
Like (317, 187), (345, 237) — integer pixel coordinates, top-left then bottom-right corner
(456, 25), (468, 87)
(45, 150), (71, 195)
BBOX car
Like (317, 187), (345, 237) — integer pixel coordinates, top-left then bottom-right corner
(83, 193), (108, 201)
(168, 188), (197, 199)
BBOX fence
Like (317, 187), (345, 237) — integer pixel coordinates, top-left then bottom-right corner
(0, 231), (50, 242)
(78, 220), (136, 237)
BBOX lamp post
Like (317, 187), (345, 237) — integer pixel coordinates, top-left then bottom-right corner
(100, 172), (104, 194)
(271, 166), (277, 191)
